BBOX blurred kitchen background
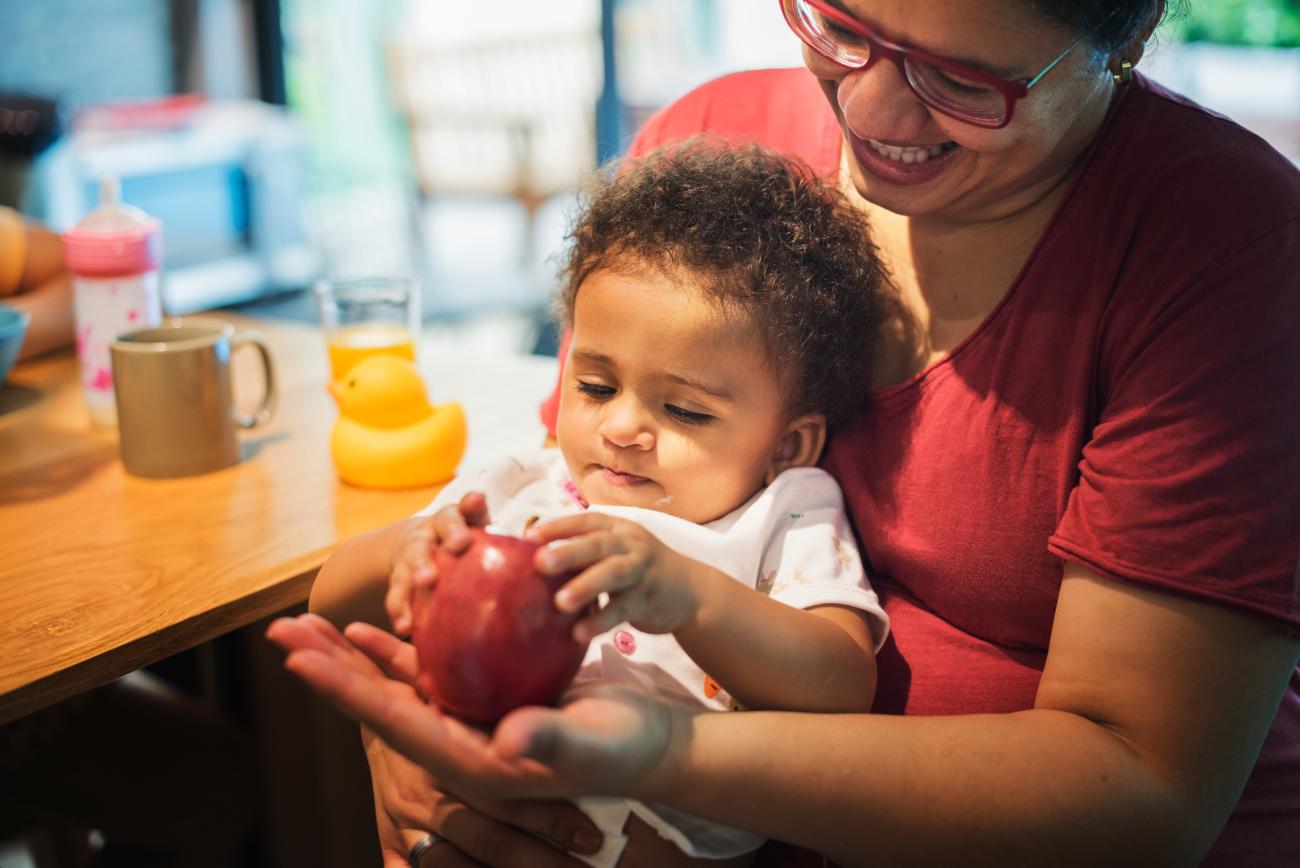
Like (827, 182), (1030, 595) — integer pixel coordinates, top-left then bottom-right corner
(0, 0), (1297, 361)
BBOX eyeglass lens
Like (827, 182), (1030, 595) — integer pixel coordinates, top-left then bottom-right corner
(791, 0), (1009, 126)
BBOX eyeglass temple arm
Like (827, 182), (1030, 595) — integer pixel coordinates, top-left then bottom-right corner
(1026, 8), (1119, 90)
(1024, 30), (1091, 89)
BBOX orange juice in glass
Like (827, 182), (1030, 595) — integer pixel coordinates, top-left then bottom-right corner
(326, 324), (417, 381)
(314, 277), (420, 381)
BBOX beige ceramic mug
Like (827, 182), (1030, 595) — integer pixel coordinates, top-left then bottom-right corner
(110, 317), (276, 478)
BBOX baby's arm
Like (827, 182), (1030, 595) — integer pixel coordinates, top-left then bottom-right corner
(309, 518), (412, 630)
(679, 577), (876, 714)
(309, 493), (489, 632)
(531, 513), (877, 714)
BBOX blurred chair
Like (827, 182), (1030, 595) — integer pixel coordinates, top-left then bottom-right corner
(388, 30), (602, 269)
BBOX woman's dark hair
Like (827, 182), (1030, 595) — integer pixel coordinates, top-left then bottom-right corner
(1027, 0), (1181, 56)
(556, 139), (885, 430)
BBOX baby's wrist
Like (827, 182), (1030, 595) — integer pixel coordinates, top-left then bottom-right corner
(389, 515), (416, 554)
(672, 555), (724, 634)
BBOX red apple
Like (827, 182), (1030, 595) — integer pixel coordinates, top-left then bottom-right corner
(412, 528), (589, 724)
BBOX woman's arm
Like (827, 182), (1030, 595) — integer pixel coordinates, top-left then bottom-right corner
(627, 564), (1299, 867)
(275, 562), (1299, 867)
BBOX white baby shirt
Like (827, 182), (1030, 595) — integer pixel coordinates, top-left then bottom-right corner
(422, 449), (888, 865)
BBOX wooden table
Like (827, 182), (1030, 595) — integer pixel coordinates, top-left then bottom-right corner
(0, 313), (557, 724)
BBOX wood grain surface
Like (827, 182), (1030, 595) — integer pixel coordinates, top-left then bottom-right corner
(0, 313), (555, 724)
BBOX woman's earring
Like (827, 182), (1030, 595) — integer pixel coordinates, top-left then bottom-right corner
(1112, 61), (1133, 85)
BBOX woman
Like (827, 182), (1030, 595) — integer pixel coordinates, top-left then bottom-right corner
(287, 1), (1300, 865)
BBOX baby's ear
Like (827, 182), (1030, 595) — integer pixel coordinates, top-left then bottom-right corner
(765, 412), (827, 485)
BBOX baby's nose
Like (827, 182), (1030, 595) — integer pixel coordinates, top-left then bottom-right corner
(599, 405), (655, 450)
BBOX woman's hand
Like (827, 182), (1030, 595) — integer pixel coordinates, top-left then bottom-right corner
(365, 730), (606, 868)
(267, 614), (607, 867)
(265, 613), (687, 804)
(527, 513), (705, 641)
(386, 492), (491, 636)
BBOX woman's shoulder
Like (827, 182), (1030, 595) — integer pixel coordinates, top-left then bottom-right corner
(630, 68), (841, 174)
(1086, 75), (1300, 242)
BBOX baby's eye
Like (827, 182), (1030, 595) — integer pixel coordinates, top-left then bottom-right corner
(577, 381), (615, 399)
(665, 404), (713, 425)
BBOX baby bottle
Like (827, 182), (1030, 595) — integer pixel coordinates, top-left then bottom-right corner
(62, 176), (163, 427)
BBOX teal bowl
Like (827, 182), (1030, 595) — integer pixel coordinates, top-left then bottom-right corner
(0, 303), (30, 385)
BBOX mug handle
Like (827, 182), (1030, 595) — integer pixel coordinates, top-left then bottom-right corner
(231, 331), (277, 429)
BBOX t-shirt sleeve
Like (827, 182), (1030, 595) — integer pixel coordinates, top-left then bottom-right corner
(759, 472), (890, 651)
(0, 206), (27, 296)
(1050, 219), (1300, 628)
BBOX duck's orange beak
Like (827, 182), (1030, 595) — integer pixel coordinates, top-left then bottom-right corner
(327, 380), (342, 403)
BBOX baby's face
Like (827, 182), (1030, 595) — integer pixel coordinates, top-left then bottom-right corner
(556, 265), (799, 524)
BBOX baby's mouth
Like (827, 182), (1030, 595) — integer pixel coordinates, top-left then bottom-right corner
(866, 139), (959, 164)
(600, 466), (652, 486)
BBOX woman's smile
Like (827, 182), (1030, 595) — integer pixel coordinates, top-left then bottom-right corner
(849, 130), (962, 186)
(867, 139), (958, 163)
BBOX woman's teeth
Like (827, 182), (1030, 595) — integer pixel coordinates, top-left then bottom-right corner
(868, 140), (957, 164)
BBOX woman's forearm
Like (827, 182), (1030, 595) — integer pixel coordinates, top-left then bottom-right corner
(644, 707), (1191, 868)
(624, 567), (1299, 868)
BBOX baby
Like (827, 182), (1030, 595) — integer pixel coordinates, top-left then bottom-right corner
(328, 141), (889, 868)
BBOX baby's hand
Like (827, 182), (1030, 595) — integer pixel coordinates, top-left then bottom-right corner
(385, 491), (489, 635)
(527, 513), (701, 641)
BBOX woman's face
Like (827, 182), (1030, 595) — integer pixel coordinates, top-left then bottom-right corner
(805, 0), (1117, 223)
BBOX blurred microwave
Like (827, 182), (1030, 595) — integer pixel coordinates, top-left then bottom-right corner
(34, 99), (320, 314)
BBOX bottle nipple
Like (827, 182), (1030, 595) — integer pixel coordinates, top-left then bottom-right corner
(98, 175), (121, 208)
(77, 174), (153, 232)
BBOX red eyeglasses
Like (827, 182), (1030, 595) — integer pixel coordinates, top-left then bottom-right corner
(780, 0), (1106, 129)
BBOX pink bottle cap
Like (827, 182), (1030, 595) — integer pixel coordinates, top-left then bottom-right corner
(62, 176), (162, 278)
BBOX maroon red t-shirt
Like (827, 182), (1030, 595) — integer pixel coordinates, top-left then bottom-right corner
(541, 68), (1300, 865)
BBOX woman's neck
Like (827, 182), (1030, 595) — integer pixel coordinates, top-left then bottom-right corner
(840, 132), (1091, 387)
(841, 78), (1118, 388)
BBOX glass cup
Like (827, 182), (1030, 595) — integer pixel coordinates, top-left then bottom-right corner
(313, 277), (420, 381)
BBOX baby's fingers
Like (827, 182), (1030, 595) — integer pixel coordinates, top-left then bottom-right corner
(385, 562), (417, 636)
(572, 595), (636, 643)
(535, 528), (631, 579)
(431, 492), (491, 554)
(554, 556), (645, 614)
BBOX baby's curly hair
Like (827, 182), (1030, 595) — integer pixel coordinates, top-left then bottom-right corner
(556, 139), (886, 430)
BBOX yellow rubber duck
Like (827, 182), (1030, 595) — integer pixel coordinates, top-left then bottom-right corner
(328, 354), (467, 489)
